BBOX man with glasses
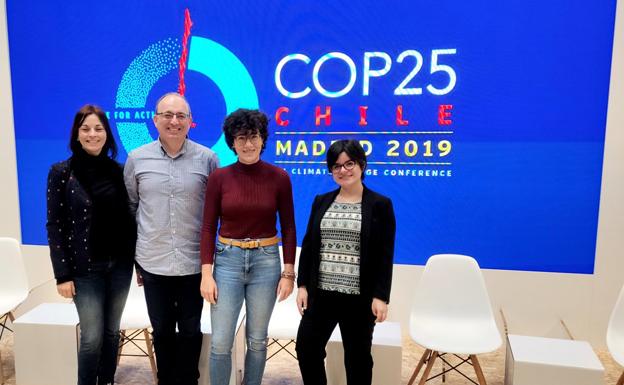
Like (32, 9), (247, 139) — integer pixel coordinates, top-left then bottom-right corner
(124, 92), (219, 385)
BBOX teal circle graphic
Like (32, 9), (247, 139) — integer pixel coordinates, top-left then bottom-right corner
(115, 36), (259, 166)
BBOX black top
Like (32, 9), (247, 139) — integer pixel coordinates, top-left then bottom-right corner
(46, 151), (136, 284)
(71, 149), (134, 261)
(297, 185), (396, 304)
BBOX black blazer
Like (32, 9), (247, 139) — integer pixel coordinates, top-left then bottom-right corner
(46, 159), (135, 282)
(297, 185), (396, 304)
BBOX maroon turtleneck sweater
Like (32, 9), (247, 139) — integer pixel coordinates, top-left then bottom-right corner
(200, 160), (296, 264)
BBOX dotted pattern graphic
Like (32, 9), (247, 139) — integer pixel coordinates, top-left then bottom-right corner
(115, 122), (155, 153)
(116, 38), (180, 108)
(115, 38), (181, 151)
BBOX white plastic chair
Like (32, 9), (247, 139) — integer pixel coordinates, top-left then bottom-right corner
(266, 246), (301, 360)
(607, 283), (624, 385)
(0, 237), (29, 385)
(408, 254), (502, 385)
(117, 271), (157, 384)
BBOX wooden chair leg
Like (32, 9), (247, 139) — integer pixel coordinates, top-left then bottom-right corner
(117, 330), (126, 366)
(418, 351), (438, 385)
(0, 312), (14, 385)
(470, 354), (487, 385)
(144, 329), (158, 385)
(0, 348), (5, 385)
(616, 370), (624, 385)
(408, 349), (431, 385)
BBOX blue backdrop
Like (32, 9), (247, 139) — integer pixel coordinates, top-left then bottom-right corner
(7, 0), (617, 272)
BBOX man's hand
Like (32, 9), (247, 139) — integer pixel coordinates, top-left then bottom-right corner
(135, 267), (144, 287)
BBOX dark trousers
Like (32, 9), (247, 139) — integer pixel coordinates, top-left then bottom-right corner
(295, 290), (376, 385)
(139, 267), (204, 385)
(73, 258), (133, 385)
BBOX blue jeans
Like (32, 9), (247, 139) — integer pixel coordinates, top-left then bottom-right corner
(209, 242), (281, 385)
(73, 257), (133, 385)
(138, 266), (204, 385)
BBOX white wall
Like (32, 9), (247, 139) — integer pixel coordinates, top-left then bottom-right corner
(1, 1), (66, 309)
(0, 0), (19, 241)
(1, 0), (623, 345)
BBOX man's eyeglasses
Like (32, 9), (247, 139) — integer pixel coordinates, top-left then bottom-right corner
(156, 112), (190, 121)
(234, 134), (262, 146)
(331, 160), (357, 173)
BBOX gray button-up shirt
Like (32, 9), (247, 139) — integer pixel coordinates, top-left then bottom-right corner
(124, 139), (219, 276)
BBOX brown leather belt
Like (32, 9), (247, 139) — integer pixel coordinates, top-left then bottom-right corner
(217, 235), (280, 249)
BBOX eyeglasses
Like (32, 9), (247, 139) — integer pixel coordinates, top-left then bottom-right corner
(234, 134), (262, 146)
(331, 160), (357, 173)
(156, 112), (190, 121)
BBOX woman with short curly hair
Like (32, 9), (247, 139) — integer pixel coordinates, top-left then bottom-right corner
(199, 108), (297, 385)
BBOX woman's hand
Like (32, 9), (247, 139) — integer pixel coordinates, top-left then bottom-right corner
(200, 264), (218, 304)
(371, 298), (388, 323)
(296, 286), (308, 315)
(57, 281), (75, 298)
(276, 277), (294, 302)
(135, 267), (143, 287)
(277, 263), (295, 302)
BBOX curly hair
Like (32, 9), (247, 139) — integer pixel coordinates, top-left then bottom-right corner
(222, 109), (269, 154)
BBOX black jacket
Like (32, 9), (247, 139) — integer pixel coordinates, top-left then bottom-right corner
(297, 185), (396, 304)
(46, 159), (135, 282)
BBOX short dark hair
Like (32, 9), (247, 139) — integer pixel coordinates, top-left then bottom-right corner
(69, 104), (117, 159)
(326, 139), (367, 180)
(222, 109), (269, 154)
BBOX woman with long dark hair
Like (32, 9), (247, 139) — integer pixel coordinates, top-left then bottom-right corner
(46, 104), (136, 385)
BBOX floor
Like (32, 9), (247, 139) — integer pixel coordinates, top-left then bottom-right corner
(1, 332), (623, 384)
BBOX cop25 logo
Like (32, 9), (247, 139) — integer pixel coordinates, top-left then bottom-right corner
(114, 36), (258, 166)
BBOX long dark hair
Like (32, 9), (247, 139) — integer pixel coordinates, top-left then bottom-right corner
(68, 104), (117, 159)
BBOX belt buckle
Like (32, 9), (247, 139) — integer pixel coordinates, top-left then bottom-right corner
(242, 238), (260, 249)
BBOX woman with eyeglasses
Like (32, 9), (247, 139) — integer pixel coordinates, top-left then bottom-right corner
(46, 105), (136, 385)
(295, 139), (396, 385)
(199, 108), (296, 385)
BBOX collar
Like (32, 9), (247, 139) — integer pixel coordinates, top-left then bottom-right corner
(233, 159), (264, 174)
(158, 138), (188, 159)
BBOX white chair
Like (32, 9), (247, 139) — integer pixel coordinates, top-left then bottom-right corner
(408, 254), (502, 385)
(0, 237), (29, 385)
(607, 283), (624, 385)
(117, 271), (157, 384)
(266, 246), (301, 360)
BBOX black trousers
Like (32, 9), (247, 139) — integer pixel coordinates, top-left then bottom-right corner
(139, 267), (203, 385)
(295, 290), (376, 385)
